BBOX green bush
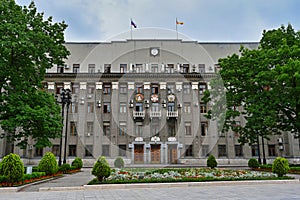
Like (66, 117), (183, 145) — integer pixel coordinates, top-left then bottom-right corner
(0, 153), (24, 184)
(71, 157), (83, 169)
(114, 157), (125, 168)
(92, 156), (111, 182)
(207, 155), (217, 169)
(38, 152), (58, 175)
(272, 157), (289, 177)
(59, 163), (71, 174)
(248, 158), (259, 169)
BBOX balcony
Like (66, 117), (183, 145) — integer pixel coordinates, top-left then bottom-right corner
(133, 110), (145, 119)
(167, 111), (178, 119)
(150, 111), (161, 119)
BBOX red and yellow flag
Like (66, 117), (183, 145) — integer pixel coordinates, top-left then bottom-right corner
(176, 19), (184, 25)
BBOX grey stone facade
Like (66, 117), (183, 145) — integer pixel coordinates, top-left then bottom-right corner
(1, 35), (299, 165)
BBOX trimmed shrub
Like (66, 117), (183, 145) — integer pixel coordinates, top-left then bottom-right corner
(92, 156), (111, 182)
(38, 152), (58, 175)
(114, 157), (125, 168)
(207, 155), (217, 169)
(71, 157), (83, 169)
(248, 158), (260, 169)
(59, 163), (71, 174)
(0, 153), (24, 184)
(272, 157), (289, 177)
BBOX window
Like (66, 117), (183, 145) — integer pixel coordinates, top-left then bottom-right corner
(57, 65), (64, 73)
(201, 122), (208, 136)
(166, 64), (174, 73)
(167, 102), (175, 112)
(73, 64), (80, 73)
(185, 122), (192, 136)
(87, 122), (94, 135)
(135, 84), (143, 94)
(200, 102), (207, 113)
(70, 122), (77, 136)
(182, 64), (189, 73)
(102, 145), (110, 157)
(151, 84), (159, 94)
(85, 145), (93, 157)
(235, 145), (243, 157)
(120, 64), (127, 73)
(52, 145), (60, 156)
(183, 84), (190, 94)
(136, 64), (143, 73)
(87, 102), (94, 113)
(103, 102), (111, 113)
(119, 145), (127, 157)
(218, 145), (227, 157)
(167, 84), (175, 94)
(103, 122), (110, 136)
(198, 64), (205, 73)
(103, 84), (111, 94)
(168, 123), (175, 137)
(35, 147), (43, 157)
(56, 85), (63, 95)
(119, 122), (126, 136)
(251, 145), (259, 156)
(151, 123), (160, 136)
(135, 103), (143, 112)
(201, 145), (209, 157)
(185, 145), (193, 157)
(199, 83), (207, 94)
(69, 145), (77, 157)
(119, 84), (127, 94)
(87, 85), (95, 94)
(268, 145), (276, 157)
(151, 64), (158, 73)
(104, 64), (111, 73)
(88, 64), (95, 73)
(151, 103), (159, 112)
(119, 103), (127, 113)
(72, 84), (79, 94)
(71, 102), (78, 113)
(135, 125), (142, 137)
(184, 103), (191, 113)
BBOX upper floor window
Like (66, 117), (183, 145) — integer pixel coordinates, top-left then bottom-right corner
(185, 122), (192, 136)
(120, 64), (127, 73)
(119, 122), (126, 136)
(135, 84), (143, 94)
(88, 64), (95, 73)
(103, 122), (110, 136)
(119, 84), (127, 94)
(104, 64), (111, 73)
(200, 102), (207, 113)
(182, 64), (189, 73)
(87, 122), (94, 134)
(167, 84), (175, 94)
(71, 102), (78, 113)
(119, 103), (127, 113)
(57, 65), (64, 73)
(103, 102), (111, 113)
(199, 64), (205, 73)
(87, 85), (95, 94)
(184, 103), (191, 113)
(72, 84), (79, 94)
(103, 84), (111, 94)
(136, 64), (143, 73)
(70, 121), (77, 136)
(166, 64), (174, 73)
(199, 83), (207, 94)
(73, 64), (80, 73)
(183, 83), (191, 94)
(151, 64), (158, 73)
(151, 84), (159, 94)
(87, 102), (94, 113)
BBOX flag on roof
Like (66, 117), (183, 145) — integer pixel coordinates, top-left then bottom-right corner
(176, 19), (184, 25)
(131, 19), (137, 28)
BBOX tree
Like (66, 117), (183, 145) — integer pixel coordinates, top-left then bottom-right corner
(0, 0), (69, 151)
(92, 156), (111, 182)
(204, 24), (300, 144)
(0, 153), (24, 185)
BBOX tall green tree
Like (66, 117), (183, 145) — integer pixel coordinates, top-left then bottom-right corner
(204, 24), (300, 144)
(0, 0), (70, 151)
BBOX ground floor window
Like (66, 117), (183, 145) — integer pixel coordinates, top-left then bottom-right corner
(201, 145), (209, 157)
(235, 145), (243, 157)
(251, 145), (259, 156)
(85, 145), (93, 157)
(218, 145), (227, 157)
(69, 145), (77, 157)
(35, 147), (43, 157)
(268, 144), (276, 157)
(102, 145), (110, 157)
(185, 145), (193, 157)
(52, 145), (60, 157)
(119, 145), (127, 157)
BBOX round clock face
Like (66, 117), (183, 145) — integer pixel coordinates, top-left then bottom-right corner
(151, 48), (159, 56)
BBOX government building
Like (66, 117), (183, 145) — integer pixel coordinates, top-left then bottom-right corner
(1, 28), (299, 166)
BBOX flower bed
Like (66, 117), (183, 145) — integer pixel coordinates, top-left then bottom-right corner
(88, 168), (287, 185)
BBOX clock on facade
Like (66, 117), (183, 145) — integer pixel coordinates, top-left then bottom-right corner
(150, 48), (159, 56)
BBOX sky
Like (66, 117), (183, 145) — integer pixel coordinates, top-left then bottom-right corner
(15, 0), (300, 42)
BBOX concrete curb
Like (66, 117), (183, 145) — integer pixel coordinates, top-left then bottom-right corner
(38, 179), (299, 192)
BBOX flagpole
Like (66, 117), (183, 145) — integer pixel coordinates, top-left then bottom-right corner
(130, 18), (133, 40)
(176, 18), (178, 40)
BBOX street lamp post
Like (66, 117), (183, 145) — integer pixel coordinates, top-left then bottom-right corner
(55, 88), (72, 166)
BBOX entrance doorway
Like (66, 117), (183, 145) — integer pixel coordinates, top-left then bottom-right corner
(168, 144), (177, 164)
(134, 144), (144, 164)
(151, 144), (161, 164)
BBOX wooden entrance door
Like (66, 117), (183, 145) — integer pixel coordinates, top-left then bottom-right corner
(168, 145), (177, 164)
(151, 144), (161, 164)
(134, 144), (144, 164)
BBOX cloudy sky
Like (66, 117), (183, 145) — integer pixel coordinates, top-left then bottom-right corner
(16, 0), (300, 42)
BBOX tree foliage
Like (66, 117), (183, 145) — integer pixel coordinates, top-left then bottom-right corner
(38, 152), (58, 175)
(0, 0), (69, 149)
(204, 24), (300, 144)
(0, 153), (24, 184)
(272, 157), (289, 177)
(92, 156), (111, 182)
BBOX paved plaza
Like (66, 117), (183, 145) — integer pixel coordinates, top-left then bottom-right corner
(0, 168), (299, 200)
